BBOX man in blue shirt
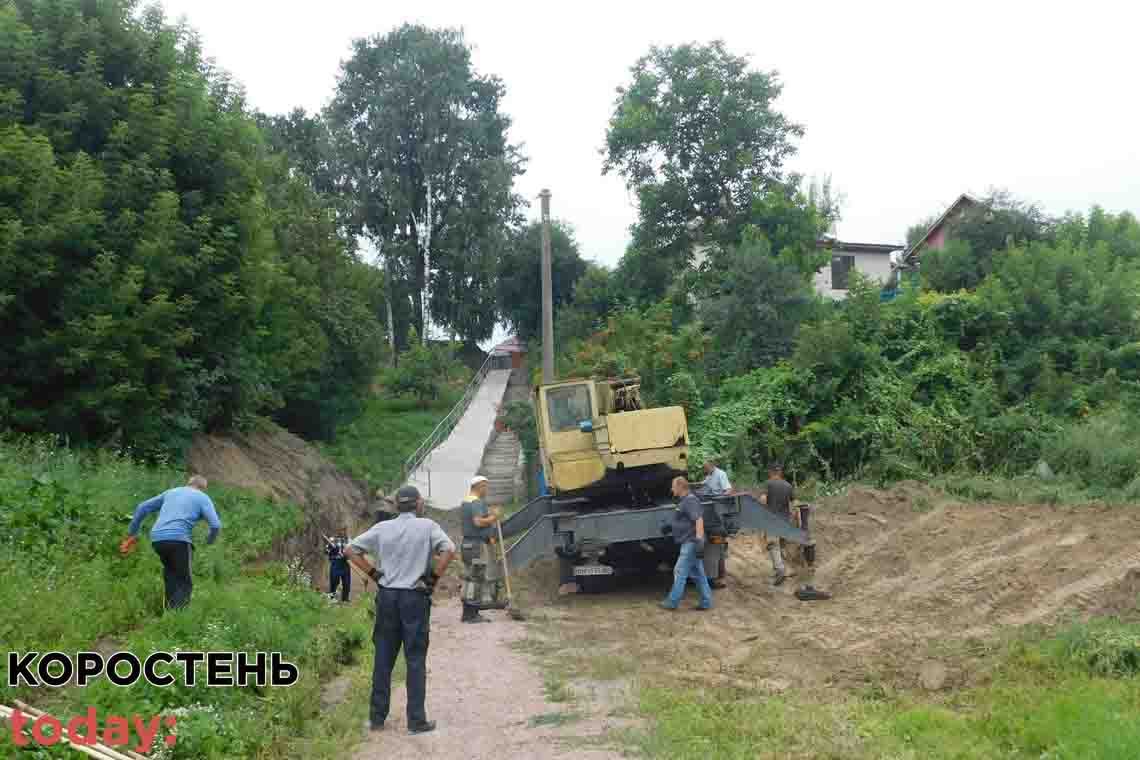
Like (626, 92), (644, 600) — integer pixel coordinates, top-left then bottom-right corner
(119, 475), (221, 610)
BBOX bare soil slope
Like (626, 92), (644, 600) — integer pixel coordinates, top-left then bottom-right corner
(513, 485), (1140, 693)
(188, 423), (384, 595)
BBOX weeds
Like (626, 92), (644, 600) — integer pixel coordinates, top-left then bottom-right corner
(0, 439), (372, 759)
(629, 617), (1140, 760)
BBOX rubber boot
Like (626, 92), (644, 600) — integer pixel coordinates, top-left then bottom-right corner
(768, 543), (786, 586)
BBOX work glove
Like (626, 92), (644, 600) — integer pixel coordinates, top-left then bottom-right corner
(119, 536), (137, 556)
(694, 538), (706, 558)
(423, 571), (440, 596)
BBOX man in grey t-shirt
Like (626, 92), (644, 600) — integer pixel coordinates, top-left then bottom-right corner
(760, 462), (794, 586)
(345, 485), (455, 734)
(460, 476), (505, 623)
(660, 477), (713, 611)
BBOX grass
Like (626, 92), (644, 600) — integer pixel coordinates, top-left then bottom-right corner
(0, 437), (374, 759)
(628, 618), (1140, 760)
(544, 672), (576, 704)
(320, 390), (460, 491)
(529, 711), (582, 728)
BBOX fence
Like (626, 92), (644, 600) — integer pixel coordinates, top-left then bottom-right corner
(397, 351), (495, 491)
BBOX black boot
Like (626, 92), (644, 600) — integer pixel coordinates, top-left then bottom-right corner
(794, 585), (832, 601)
(461, 603), (491, 623)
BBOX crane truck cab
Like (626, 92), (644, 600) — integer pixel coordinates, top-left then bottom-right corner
(535, 377), (689, 506)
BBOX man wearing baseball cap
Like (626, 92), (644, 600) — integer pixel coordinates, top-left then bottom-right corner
(460, 475), (505, 623)
(344, 485), (455, 734)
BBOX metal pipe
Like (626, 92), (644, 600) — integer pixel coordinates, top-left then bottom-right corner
(540, 188), (554, 384)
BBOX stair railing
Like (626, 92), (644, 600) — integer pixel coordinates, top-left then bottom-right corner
(399, 352), (496, 491)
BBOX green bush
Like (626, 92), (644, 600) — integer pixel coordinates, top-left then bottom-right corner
(382, 331), (468, 406)
(664, 372), (702, 418)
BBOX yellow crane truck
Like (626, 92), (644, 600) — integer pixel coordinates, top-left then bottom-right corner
(501, 375), (810, 592)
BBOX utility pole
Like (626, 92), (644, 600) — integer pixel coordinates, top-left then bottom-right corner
(540, 188), (555, 384)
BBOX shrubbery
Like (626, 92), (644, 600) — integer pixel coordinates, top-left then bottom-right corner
(550, 192), (1140, 494)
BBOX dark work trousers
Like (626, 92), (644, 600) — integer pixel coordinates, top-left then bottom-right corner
(152, 540), (193, 610)
(329, 559), (351, 602)
(371, 587), (431, 727)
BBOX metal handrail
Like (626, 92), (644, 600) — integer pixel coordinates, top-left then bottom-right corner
(400, 351), (496, 486)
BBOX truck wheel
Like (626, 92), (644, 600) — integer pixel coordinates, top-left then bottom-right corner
(577, 575), (607, 594)
(558, 556), (575, 586)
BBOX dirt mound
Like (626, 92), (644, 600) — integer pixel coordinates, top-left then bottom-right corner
(514, 485), (1140, 693)
(188, 423), (384, 596)
(1091, 568), (1140, 620)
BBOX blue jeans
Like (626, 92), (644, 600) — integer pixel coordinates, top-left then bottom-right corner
(664, 541), (713, 609)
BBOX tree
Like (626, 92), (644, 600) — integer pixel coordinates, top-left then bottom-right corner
(921, 190), (1054, 292)
(327, 24), (525, 346)
(497, 220), (587, 340)
(804, 173), (845, 234)
(698, 232), (817, 378)
(0, 1), (384, 452)
(603, 40), (804, 301)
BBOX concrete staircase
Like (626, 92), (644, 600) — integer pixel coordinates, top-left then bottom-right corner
(480, 430), (523, 506)
(477, 366), (531, 506)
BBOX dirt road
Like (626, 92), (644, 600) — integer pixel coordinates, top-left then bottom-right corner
(353, 598), (627, 760)
(512, 484), (1140, 694)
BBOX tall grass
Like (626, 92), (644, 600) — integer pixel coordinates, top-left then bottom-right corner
(0, 438), (372, 759)
(320, 391), (459, 491)
(630, 618), (1140, 760)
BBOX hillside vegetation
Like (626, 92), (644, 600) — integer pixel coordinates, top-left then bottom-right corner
(0, 436), (372, 758)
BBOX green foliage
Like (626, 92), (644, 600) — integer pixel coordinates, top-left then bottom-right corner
(382, 331), (467, 406)
(497, 220), (588, 340)
(327, 23), (525, 344)
(320, 390), (459, 490)
(1055, 620), (1140, 678)
(664, 372), (702, 418)
(0, 437), (375, 759)
(566, 299), (710, 404)
(631, 619), (1140, 759)
(604, 40), (805, 303)
(0, 1), (384, 454)
(501, 400), (538, 454)
(698, 232), (819, 378)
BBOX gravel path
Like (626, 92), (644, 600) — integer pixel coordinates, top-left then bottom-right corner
(353, 598), (626, 760)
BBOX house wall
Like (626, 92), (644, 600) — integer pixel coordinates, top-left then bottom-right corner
(813, 251), (894, 300)
(926, 225), (948, 250)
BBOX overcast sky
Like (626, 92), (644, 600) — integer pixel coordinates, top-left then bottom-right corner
(160, 0), (1139, 268)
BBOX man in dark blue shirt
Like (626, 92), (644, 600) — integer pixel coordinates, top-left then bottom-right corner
(119, 475), (221, 610)
(660, 477), (713, 611)
(326, 528), (351, 603)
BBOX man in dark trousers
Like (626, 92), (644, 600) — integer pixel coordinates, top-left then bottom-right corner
(119, 475), (221, 610)
(660, 477), (713, 611)
(695, 458), (733, 588)
(326, 527), (351, 602)
(344, 485), (455, 735)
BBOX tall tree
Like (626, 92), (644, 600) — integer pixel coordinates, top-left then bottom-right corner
(497, 220), (587, 340)
(0, 0), (384, 453)
(603, 40), (804, 301)
(327, 24), (525, 346)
